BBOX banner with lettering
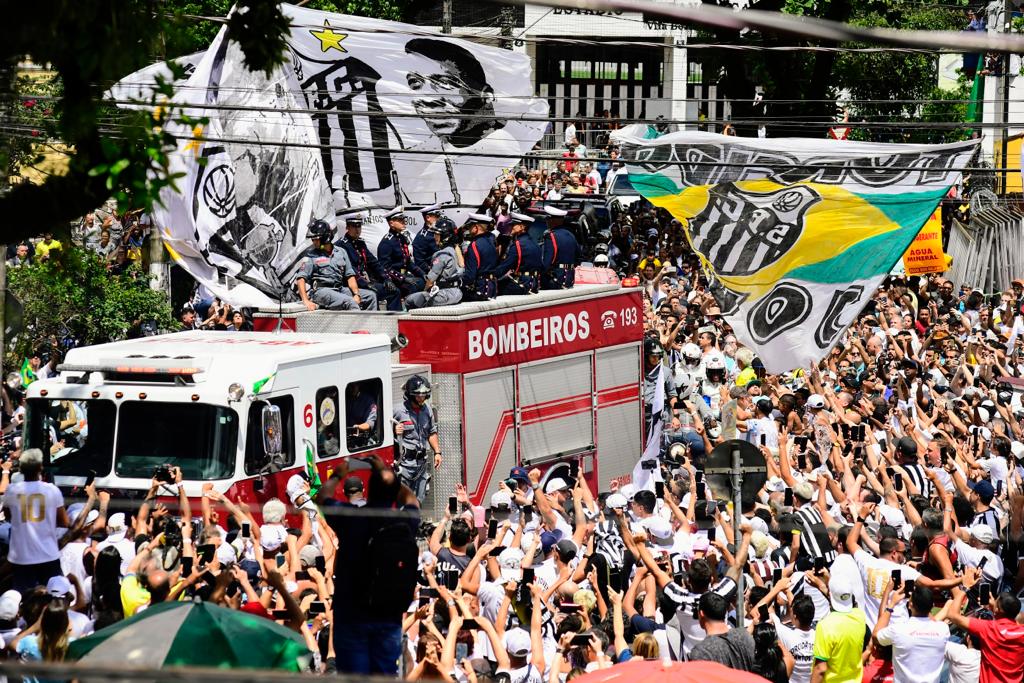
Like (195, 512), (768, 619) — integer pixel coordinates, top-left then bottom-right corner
(118, 4), (547, 306)
(902, 209), (947, 275)
(617, 131), (977, 372)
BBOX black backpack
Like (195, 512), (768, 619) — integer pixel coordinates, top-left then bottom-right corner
(365, 518), (419, 618)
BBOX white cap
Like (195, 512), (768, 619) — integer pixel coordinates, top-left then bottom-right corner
(1012, 441), (1024, 458)
(0, 590), (20, 621)
(765, 476), (786, 493)
(46, 575), (73, 598)
(641, 517), (674, 546)
(260, 523), (289, 551)
(216, 542), (238, 566)
(465, 213), (494, 225)
(545, 477), (569, 494)
(970, 525), (995, 545)
(829, 572), (856, 613)
(286, 474), (316, 512)
(509, 212), (534, 224)
(490, 490), (513, 510)
(497, 547), (524, 583)
(504, 628), (531, 657)
(543, 206), (568, 217)
(420, 204), (443, 215)
(807, 394), (826, 409)
(107, 512), (127, 542)
(384, 206), (406, 220)
(605, 493), (629, 510)
(619, 483), (637, 500)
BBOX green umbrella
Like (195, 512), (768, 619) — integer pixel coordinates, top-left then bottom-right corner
(68, 600), (309, 671)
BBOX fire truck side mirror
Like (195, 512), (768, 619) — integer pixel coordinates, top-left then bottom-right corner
(261, 404), (284, 457)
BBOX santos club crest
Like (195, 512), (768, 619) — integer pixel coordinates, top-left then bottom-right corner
(688, 183), (821, 277)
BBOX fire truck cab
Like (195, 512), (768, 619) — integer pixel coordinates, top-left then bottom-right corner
(27, 283), (643, 517)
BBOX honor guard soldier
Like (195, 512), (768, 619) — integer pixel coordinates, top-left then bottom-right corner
(406, 218), (465, 309)
(377, 207), (426, 310)
(413, 204), (442, 273)
(295, 219), (378, 311)
(393, 375), (441, 501)
(337, 215), (399, 311)
(539, 206), (580, 290)
(461, 213), (498, 301)
(495, 213), (542, 296)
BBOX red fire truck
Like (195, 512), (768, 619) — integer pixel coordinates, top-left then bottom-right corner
(26, 283), (642, 517)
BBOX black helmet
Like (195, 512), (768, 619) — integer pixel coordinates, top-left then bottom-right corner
(434, 217), (458, 245)
(644, 337), (664, 358)
(307, 219), (335, 241)
(404, 375), (431, 400)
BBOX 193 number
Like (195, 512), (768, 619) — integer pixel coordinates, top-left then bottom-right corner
(619, 307), (638, 326)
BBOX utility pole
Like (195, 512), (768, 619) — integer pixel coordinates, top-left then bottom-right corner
(1000, 0), (1012, 193)
(442, 0), (452, 34)
(499, 6), (514, 50)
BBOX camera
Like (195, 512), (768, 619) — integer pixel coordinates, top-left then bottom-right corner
(154, 464), (175, 483)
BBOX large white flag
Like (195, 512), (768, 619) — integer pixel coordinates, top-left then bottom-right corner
(632, 365), (664, 492)
(618, 132), (977, 372)
(131, 5), (548, 306)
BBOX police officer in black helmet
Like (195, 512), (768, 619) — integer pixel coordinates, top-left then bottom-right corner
(643, 336), (678, 435)
(393, 375), (441, 502)
(295, 219), (378, 311)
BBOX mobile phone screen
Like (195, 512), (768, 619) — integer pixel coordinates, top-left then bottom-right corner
(181, 556), (194, 576)
(85, 470), (96, 487)
(315, 555), (326, 573)
(759, 605), (769, 621)
(894, 472), (903, 491)
(655, 481), (665, 498)
(980, 584), (991, 603)
(773, 568), (782, 583)
(696, 482), (706, 499)
(760, 433), (767, 446)
(241, 522), (250, 539)
(449, 496), (458, 515)
(275, 554), (286, 568)
(695, 470), (704, 484)
(784, 488), (794, 507)
(891, 569), (902, 588)
(487, 518), (498, 540)
(707, 527), (716, 542)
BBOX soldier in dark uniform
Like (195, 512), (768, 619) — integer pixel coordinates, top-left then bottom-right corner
(376, 207), (426, 311)
(539, 205), (580, 290)
(412, 204), (442, 273)
(294, 220), (378, 311)
(495, 213), (542, 296)
(337, 215), (396, 311)
(460, 214), (498, 302)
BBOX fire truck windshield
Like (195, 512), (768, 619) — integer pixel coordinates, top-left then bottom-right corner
(25, 398), (116, 477)
(115, 402), (237, 481)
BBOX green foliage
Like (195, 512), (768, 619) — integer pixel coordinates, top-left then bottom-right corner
(0, 74), (62, 183)
(7, 246), (177, 362)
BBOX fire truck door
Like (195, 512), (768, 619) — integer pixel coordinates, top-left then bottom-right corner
(463, 369), (516, 503)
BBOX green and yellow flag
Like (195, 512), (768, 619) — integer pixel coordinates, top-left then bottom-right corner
(617, 132), (978, 371)
(19, 358), (36, 388)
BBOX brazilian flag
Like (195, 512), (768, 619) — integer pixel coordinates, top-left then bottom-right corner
(20, 358), (36, 387)
(617, 132), (978, 371)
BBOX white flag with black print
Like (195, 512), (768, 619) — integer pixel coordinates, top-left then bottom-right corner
(633, 364), (664, 492)
(121, 4), (548, 306)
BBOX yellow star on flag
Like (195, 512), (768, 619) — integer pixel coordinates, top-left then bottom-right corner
(182, 124), (204, 159)
(310, 21), (347, 53)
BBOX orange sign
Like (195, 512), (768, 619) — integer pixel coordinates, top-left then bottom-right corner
(902, 209), (946, 275)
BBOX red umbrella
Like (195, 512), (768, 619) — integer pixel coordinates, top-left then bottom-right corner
(574, 659), (769, 683)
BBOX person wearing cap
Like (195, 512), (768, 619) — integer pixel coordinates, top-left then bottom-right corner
(494, 214), (543, 296)
(412, 205), (443, 273)
(342, 476), (366, 507)
(461, 213), (498, 301)
(337, 215), (399, 311)
(295, 219), (377, 312)
(405, 217), (464, 310)
(46, 575), (93, 637)
(811, 572), (867, 683)
(952, 524), (1003, 585)
(2, 449), (70, 592)
(539, 206), (579, 290)
(966, 478), (1002, 541)
(945, 575), (1024, 683)
(376, 207), (426, 308)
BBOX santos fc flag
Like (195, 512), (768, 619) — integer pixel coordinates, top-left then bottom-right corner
(129, 4), (547, 307)
(617, 132), (977, 373)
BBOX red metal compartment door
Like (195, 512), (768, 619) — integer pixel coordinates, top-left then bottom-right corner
(463, 369), (516, 504)
(596, 344), (642, 486)
(518, 353), (594, 465)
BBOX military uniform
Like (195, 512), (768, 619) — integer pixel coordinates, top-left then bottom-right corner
(338, 233), (398, 311)
(462, 232), (498, 301)
(377, 231), (426, 310)
(496, 233), (543, 295)
(296, 247), (378, 310)
(406, 246), (464, 309)
(540, 226), (580, 290)
(412, 228), (438, 274)
(393, 399), (437, 501)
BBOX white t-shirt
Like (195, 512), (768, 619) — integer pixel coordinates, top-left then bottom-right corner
(875, 616), (949, 683)
(774, 618), (815, 683)
(853, 549), (920, 628)
(60, 540), (89, 585)
(2, 480), (64, 564)
(944, 642), (980, 683)
(828, 553), (865, 620)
